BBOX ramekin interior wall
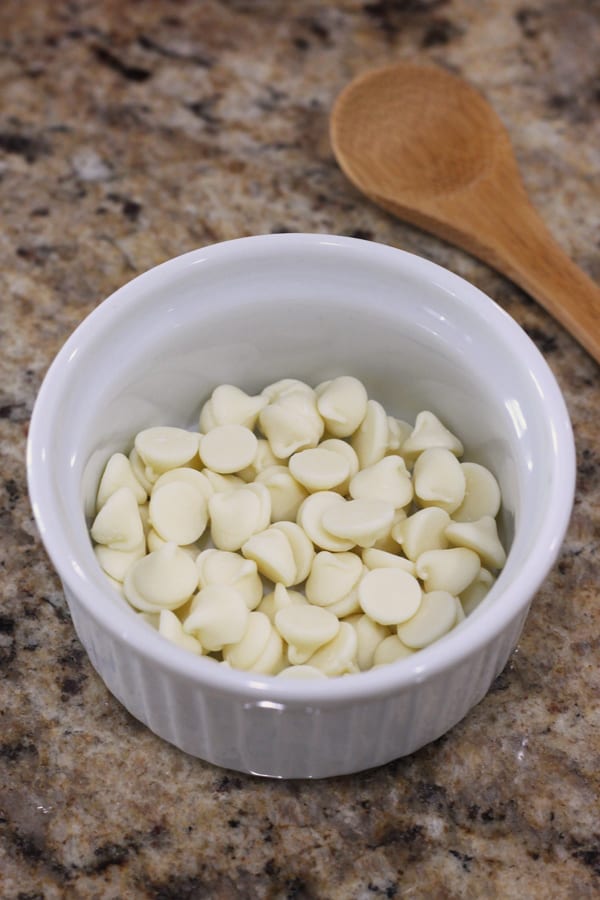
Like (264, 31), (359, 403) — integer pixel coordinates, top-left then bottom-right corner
(44, 239), (550, 612)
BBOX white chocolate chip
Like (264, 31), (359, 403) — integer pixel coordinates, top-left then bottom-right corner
(208, 483), (270, 551)
(138, 501), (150, 535)
(159, 609), (203, 655)
(305, 621), (358, 676)
(149, 481), (208, 546)
(275, 605), (340, 665)
(255, 465), (308, 522)
(152, 467), (213, 502)
(238, 439), (282, 482)
(146, 528), (199, 560)
(350, 399), (389, 468)
(397, 590), (457, 648)
(327, 592), (366, 621)
(250, 627), (285, 674)
(346, 613), (390, 671)
(196, 548), (263, 610)
(445, 516), (506, 570)
(454, 596), (466, 626)
(277, 664), (327, 679)
(135, 426), (200, 474)
(91, 486), (144, 552)
(349, 455), (413, 509)
(259, 583), (307, 623)
(261, 378), (314, 402)
(271, 521), (315, 583)
(361, 547), (416, 575)
(401, 411), (464, 460)
(305, 551), (363, 607)
(386, 417), (412, 455)
(325, 584), (362, 619)
(289, 447), (350, 492)
(318, 438), (360, 482)
(203, 470), (245, 493)
(124, 542), (199, 612)
(183, 584), (249, 651)
(129, 448), (155, 493)
(413, 447), (466, 514)
(452, 462), (502, 522)
(145, 529), (162, 553)
(259, 388), (324, 458)
(371, 508), (407, 552)
(96, 452), (147, 510)
(358, 567), (422, 625)
(373, 634), (415, 666)
(392, 507), (451, 561)
(315, 375), (368, 438)
(460, 567), (495, 615)
(245, 480), (274, 529)
(321, 498), (395, 549)
(296, 492), (355, 551)
(242, 527), (297, 585)
(199, 384), (267, 432)
(416, 547), (481, 595)
(138, 610), (160, 629)
(199, 424), (258, 474)
(222, 610), (271, 670)
(94, 538), (145, 582)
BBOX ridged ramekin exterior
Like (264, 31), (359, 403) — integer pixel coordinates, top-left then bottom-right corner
(67, 583), (529, 778)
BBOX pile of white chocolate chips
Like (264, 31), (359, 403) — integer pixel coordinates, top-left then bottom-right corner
(90, 377), (506, 678)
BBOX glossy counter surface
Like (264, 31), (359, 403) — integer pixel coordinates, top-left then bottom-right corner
(1, 1), (598, 896)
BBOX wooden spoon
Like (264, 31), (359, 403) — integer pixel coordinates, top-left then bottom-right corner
(330, 62), (600, 363)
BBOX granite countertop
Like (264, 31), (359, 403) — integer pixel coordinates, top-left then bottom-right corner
(1, 1), (598, 897)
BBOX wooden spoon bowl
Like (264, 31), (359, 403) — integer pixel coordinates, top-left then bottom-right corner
(331, 63), (600, 363)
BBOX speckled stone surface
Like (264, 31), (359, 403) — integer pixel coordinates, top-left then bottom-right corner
(1, 1), (599, 897)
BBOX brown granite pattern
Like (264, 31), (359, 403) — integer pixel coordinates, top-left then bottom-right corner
(1, 1), (599, 897)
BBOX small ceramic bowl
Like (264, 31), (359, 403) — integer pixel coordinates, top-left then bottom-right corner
(27, 234), (575, 778)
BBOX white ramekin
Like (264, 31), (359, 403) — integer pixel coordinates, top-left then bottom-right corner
(27, 234), (575, 778)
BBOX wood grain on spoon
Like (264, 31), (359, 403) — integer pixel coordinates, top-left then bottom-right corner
(330, 62), (600, 363)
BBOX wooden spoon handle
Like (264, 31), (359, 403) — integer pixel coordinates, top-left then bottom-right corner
(479, 197), (600, 362)
(375, 185), (600, 363)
